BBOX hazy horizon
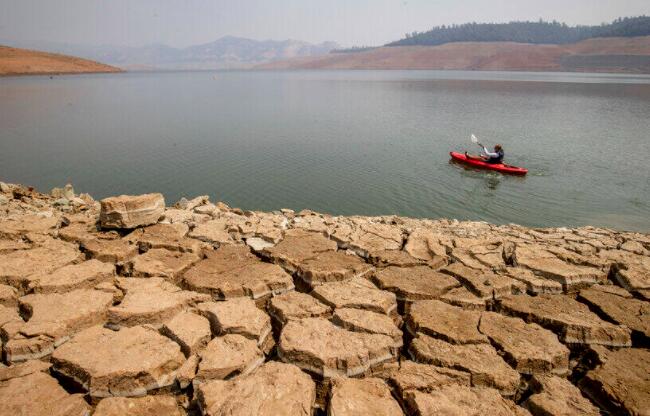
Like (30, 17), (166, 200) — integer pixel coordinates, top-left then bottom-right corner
(1, 0), (648, 49)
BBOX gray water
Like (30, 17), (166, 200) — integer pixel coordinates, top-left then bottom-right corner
(1, 70), (649, 231)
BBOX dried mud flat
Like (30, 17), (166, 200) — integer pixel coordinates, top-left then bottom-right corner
(0, 181), (648, 416)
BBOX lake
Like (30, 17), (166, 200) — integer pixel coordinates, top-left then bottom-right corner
(1, 70), (649, 231)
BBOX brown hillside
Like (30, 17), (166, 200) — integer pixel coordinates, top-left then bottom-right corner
(0, 45), (122, 76)
(257, 36), (650, 73)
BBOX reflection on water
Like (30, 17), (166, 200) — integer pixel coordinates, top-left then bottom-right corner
(0, 70), (649, 231)
(449, 160), (528, 191)
(485, 175), (502, 191)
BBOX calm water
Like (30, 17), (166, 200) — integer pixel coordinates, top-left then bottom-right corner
(1, 70), (649, 231)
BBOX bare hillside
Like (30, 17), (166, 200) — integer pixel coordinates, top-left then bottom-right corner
(0, 45), (122, 76)
(257, 36), (650, 73)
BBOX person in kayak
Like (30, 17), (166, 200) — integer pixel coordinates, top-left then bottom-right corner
(465, 144), (504, 164)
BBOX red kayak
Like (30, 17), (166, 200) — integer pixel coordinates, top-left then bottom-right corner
(450, 152), (528, 175)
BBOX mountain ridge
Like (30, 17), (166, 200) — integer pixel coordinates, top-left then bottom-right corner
(1, 36), (340, 70)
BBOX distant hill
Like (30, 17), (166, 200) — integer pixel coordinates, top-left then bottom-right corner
(388, 16), (650, 47)
(6, 37), (340, 71)
(257, 36), (650, 73)
(0, 45), (121, 76)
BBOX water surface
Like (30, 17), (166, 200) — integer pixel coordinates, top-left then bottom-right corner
(1, 70), (649, 231)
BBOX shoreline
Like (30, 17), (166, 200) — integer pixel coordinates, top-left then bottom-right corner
(0, 69), (123, 78)
(5, 66), (649, 77)
(1, 180), (648, 415)
(4, 67), (650, 79)
(1, 180), (648, 299)
(1, 178), (647, 234)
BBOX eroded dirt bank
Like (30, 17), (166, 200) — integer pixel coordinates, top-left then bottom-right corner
(0, 181), (648, 415)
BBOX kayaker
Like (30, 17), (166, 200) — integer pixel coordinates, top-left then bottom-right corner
(465, 144), (504, 164)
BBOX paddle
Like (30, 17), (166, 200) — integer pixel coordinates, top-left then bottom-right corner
(470, 134), (484, 149)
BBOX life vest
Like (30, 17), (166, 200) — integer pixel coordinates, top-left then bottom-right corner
(487, 150), (504, 164)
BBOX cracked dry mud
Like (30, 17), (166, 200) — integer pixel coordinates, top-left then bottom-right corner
(0, 181), (648, 415)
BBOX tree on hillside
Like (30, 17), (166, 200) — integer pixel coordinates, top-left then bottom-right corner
(386, 16), (650, 47)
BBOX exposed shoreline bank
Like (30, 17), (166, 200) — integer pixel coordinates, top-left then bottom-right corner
(0, 45), (122, 77)
(257, 36), (650, 74)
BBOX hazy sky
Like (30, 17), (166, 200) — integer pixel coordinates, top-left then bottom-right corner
(1, 0), (648, 47)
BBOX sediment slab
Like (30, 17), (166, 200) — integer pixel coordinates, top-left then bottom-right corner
(0, 371), (90, 416)
(0, 284), (18, 306)
(188, 219), (231, 245)
(108, 277), (210, 328)
(514, 245), (607, 291)
(195, 334), (263, 383)
(331, 220), (403, 258)
(441, 263), (524, 299)
(498, 294), (632, 346)
(129, 248), (200, 280)
(332, 308), (402, 345)
(409, 334), (520, 395)
(311, 277), (397, 315)
(278, 317), (398, 377)
(94, 396), (184, 416)
(81, 237), (138, 263)
(478, 312), (569, 375)
(372, 266), (460, 303)
(51, 325), (185, 397)
(4, 289), (113, 363)
(196, 361), (315, 416)
(267, 291), (331, 325)
(404, 385), (531, 416)
(0, 214), (60, 239)
(261, 229), (337, 273)
(524, 375), (599, 416)
(126, 222), (203, 253)
(196, 298), (272, 347)
(328, 377), (404, 416)
(183, 245), (294, 300)
(577, 285), (650, 343)
(579, 348), (650, 415)
(439, 285), (487, 310)
(296, 250), (373, 287)
(160, 311), (211, 356)
(405, 299), (487, 344)
(99, 193), (165, 229)
(389, 361), (472, 397)
(0, 240), (82, 290)
(28, 260), (115, 293)
(0, 359), (51, 381)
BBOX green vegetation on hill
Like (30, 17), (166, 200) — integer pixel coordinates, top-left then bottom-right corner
(330, 46), (377, 54)
(387, 16), (650, 47)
